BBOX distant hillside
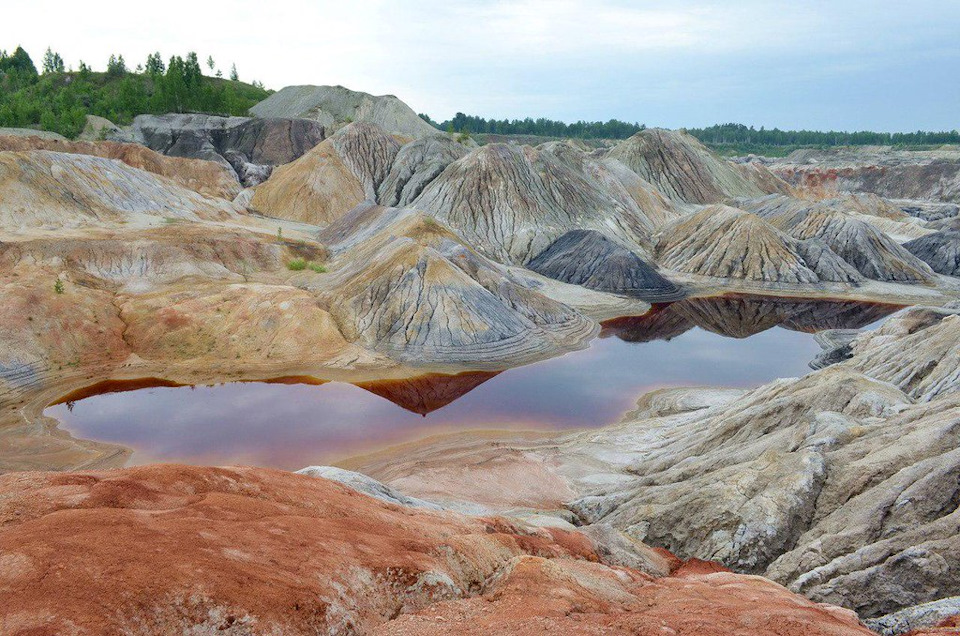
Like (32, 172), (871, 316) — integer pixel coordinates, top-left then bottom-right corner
(0, 47), (270, 138)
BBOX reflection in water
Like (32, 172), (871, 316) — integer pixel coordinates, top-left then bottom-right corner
(357, 371), (500, 416)
(601, 294), (903, 342)
(45, 294), (905, 470)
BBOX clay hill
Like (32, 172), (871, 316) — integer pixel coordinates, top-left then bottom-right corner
(250, 84), (440, 139)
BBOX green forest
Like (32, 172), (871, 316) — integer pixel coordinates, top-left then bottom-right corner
(0, 46), (270, 138)
(423, 112), (960, 155)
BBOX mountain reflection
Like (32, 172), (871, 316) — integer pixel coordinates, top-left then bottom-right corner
(601, 294), (904, 342)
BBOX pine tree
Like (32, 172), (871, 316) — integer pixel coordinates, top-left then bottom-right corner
(229, 64), (238, 81)
(106, 54), (127, 77)
(206, 55), (215, 71)
(145, 52), (165, 76)
(42, 47), (65, 74)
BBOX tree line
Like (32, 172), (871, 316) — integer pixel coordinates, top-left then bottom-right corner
(685, 123), (960, 153)
(422, 112), (960, 153)
(0, 46), (269, 138)
(420, 112), (646, 140)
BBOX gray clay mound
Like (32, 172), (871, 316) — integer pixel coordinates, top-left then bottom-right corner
(527, 229), (684, 301)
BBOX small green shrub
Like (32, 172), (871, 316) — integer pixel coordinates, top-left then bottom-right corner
(287, 258), (306, 271)
(54, 278), (64, 294)
(308, 262), (327, 273)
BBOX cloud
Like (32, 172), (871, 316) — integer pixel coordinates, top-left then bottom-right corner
(3, 0), (958, 130)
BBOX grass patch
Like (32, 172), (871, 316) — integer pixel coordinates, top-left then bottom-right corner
(288, 258), (327, 273)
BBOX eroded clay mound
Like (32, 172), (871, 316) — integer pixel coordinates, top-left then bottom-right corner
(0, 225), (308, 291)
(251, 122), (400, 225)
(0, 135), (241, 199)
(250, 84), (440, 139)
(606, 128), (773, 204)
(790, 210), (935, 283)
(377, 136), (469, 206)
(538, 140), (680, 230)
(0, 464), (873, 636)
(527, 229), (684, 301)
(314, 212), (596, 366)
(760, 146), (960, 203)
(412, 143), (655, 264)
(131, 113), (325, 186)
(740, 192), (934, 242)
(655, 205), (820, 283)
(904, 230), (960, 276)
(0, 150), (233, 228)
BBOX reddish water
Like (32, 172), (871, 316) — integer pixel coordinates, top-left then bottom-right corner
(45, 295), (903, 470)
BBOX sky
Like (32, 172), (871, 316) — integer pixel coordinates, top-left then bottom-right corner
(2, 0), (958, 132)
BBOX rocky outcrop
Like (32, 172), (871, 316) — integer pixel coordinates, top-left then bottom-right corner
(296, 465), (443, 509)
(251, 122), (400, 225)
(605, 128), (776, 204)
(904, 230), (960, 276)
(77, 114), (129, 142)
(412, 143), (656, 264)
(789, 211), (935, 283)
(868, 597), (960, 635)
(0, 150), (234, 229)
(250, 84), (439, 139)
(357, 304), (959, 621)
(809, 329), (861, 369)
(377, 136), (469, 206)
(0, 464), (873, 636)
(527, 229), (684, 301)
(130, 113), (325, 186)
(654, 206), (821, 283)
(0, 135), (241, 199)
(757, 146), (960, 203)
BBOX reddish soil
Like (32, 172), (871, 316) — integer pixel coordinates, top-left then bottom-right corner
(0, 464), (874, 635)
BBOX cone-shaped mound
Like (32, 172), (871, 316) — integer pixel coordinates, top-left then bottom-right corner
(528, 229), (684, 301)
(0, 150), (233, 229)
(412, 143), (654, 264)
(314, 211), (596, 366)
(537, 140), (679, 230)
(789, 210), (934, 283)
(655, 206), (819, 283)
(251, 122), (400, 225)
(378, 136), (469, 207)
(904, 230), (960, 276)
(606, 129), (772, 204)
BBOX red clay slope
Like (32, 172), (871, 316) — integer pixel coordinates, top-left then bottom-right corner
(0, 465), (873, 635)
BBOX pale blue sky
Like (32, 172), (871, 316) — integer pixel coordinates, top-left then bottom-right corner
(3, 0), (958, 131)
